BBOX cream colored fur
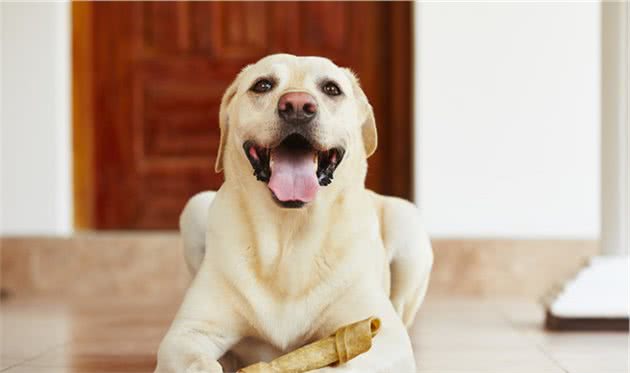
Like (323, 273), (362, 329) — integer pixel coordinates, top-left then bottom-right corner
(155, 54), (433, 373)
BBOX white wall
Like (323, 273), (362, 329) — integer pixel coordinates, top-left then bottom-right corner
(1, 2), (72, 235)
(414, 2), (601, 239)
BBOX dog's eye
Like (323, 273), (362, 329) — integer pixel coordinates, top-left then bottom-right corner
(322, 81), (342, 96)
(250, 79), (274, 93)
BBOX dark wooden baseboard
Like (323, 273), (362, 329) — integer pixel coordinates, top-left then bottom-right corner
(545, 311), (629, 331)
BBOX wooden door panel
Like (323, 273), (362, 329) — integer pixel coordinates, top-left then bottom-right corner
(142, 2), (193, 53)
(74, 1), (412, 229)
(137, 70), (223, 157)
(298, 2), (349, 52)
(209, 2), (271, 56)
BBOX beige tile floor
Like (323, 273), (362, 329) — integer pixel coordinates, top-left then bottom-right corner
(0, 296), (627, 373)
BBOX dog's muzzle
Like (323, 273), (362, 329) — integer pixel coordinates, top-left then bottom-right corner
(243, 134), (345, 208)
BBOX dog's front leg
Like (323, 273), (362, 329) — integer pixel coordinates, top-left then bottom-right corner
(155, 271), (244, 373)
(379, 196), (433, 327)
(316, 290), (416, 373)
(155, 318), (239, 373)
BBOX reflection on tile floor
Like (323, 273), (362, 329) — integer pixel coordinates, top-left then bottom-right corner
(1, 296), (627, 373)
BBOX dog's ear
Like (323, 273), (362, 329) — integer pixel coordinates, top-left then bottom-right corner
(360, 102), (378, 158)
(215, 79), (239, 173)
(344, 69), (377, 158)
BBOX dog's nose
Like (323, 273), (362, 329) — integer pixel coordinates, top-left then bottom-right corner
(278, 92), (317, 125)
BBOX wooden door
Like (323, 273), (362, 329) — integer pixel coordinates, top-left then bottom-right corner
(73, 1), (412, 229)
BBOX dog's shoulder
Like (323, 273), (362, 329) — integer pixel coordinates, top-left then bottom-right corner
(366, 190), (421, 228)
(365, 190), (427, 258)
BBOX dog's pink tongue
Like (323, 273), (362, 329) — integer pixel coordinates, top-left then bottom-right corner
(269, 149), (319, 203)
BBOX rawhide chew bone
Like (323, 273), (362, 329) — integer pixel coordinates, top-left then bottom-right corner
(238, 317), (381, 373)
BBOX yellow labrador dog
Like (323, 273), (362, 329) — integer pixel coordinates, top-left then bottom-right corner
(155, 54), (433, 373)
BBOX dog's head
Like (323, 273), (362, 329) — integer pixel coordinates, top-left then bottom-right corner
(216, 54), (377, 208)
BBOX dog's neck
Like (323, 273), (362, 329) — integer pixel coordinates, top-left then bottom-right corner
(239, 181), (365, 297)
(222, 155), (369, 296)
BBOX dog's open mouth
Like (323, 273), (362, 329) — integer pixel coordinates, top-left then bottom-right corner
(243, 134), (345, 208)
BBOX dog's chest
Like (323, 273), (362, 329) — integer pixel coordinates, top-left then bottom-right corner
(249, 296), (323, 351)
(236, 261), (352, 351)
(224, 215), (382, 351)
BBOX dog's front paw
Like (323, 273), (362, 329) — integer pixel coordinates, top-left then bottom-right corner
(186, 358), (224, 373)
